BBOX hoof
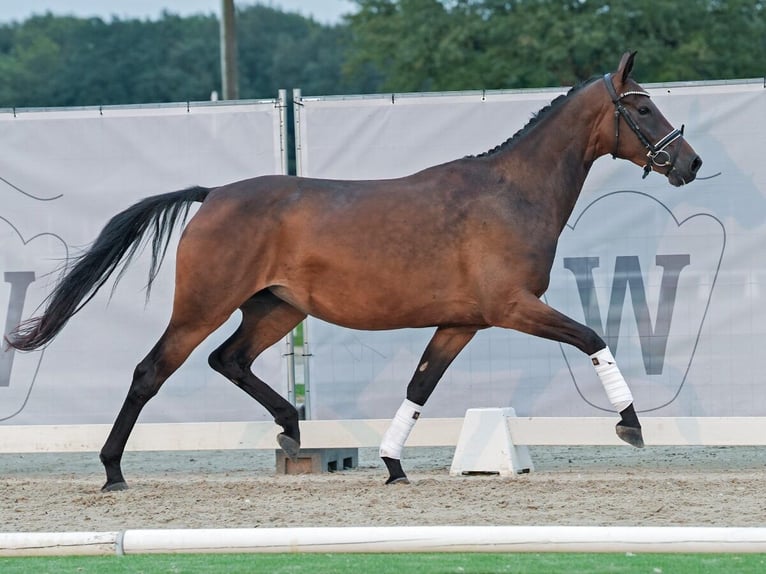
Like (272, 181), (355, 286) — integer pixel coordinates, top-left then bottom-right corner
(101, 481), (128, 492)
(616, 423), (645, 448)
(385, 476), (411, 485)
(381, 456), (410, 485)
(277, 433), (300, 461)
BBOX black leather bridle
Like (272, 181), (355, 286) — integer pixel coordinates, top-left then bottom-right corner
(603, 73), (685, 179)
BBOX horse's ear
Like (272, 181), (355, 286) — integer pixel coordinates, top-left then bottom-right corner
(617, 51), (637, 84)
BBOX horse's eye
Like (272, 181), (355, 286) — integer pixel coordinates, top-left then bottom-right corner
(638, 106), (651, 116)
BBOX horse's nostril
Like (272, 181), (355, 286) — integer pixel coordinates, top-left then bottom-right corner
(691, 156), (702, 174)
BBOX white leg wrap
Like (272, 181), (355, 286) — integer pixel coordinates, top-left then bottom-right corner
(590, 347), (633, 412)
(379, 399), (421, 459)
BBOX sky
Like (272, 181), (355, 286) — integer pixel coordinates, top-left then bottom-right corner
(0, 0), (357, 25)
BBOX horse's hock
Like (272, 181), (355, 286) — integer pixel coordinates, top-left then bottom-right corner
(275, 448), (359, 474)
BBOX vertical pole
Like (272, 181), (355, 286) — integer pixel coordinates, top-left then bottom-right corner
(220, 0), (239, 100)
(292, 88), (303, 176)
(291, 88), (311, 420)
(278, 89), (296, 406)
(285, 332), (296, 406)
(278, 89), (288, 175)
(302, 317), (312, 420)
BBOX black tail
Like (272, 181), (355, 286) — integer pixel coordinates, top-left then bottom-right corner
(7, 185), (211, 351)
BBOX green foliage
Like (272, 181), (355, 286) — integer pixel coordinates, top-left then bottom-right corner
(0, 1), (763, 108)
(0, 13), (220, 107)
(0, 5), (364, 107)
(237, 6), (360, 98)
(346, 0), (766, 90)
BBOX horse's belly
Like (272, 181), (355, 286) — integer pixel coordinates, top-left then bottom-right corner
(269, 281), (484, 330)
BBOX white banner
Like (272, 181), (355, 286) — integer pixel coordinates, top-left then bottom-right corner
(296, 80), (766, 418)
(1, 99), (287, 424)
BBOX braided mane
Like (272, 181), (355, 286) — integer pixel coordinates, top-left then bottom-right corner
(472, 76), (600, 158)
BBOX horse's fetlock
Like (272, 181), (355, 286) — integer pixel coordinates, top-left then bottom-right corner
(275, 409), (300, 436)
(276, 412), (299, 430)
(619, 403), (641, 428)
(99, 450), (120, 467)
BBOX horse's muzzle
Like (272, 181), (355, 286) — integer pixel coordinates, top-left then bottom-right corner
(668, 152), (702, 187)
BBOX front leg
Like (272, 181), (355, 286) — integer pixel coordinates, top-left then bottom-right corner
(591, 346), (644, 448)
(380, 326), (478, 484)
(495, 291), (644, 447)
(380, 399), (422, 484)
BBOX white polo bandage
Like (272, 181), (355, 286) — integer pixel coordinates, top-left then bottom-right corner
(379, 399), (421, 459)
(590, 346), (633, 412)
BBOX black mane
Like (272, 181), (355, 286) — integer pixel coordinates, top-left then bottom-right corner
(471, 75), (600, 158)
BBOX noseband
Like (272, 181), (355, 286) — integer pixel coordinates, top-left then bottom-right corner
(603, 73), (684, 179)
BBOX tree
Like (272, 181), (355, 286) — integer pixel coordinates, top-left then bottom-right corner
(0, 5), (363, 108)
(344, 0), (766, 91)
(0, 13), (221, 107)
(0, 1), (762, 109)
(236, 5), (363, 98)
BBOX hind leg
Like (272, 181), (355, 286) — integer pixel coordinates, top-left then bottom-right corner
(100, 316), (228, 492)
(208, 290), (306, 459)
(495, 290), (643, 447)
(381, 326), (478, 485)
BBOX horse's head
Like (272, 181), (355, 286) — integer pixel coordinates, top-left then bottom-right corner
(601, 51), (702, 186)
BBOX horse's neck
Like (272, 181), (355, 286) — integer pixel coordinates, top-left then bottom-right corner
(490, 101), (600, 229)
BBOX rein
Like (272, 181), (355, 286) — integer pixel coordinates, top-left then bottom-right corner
(603, 73), (685, 179)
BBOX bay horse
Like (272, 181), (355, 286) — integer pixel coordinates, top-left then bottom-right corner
(7, 52), (702, 491)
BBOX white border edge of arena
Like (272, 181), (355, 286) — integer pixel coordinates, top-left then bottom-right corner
(1, 415), (766, 453)
(3, 526), (766, 556)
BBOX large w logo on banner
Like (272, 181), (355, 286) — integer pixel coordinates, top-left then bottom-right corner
(1, 271), (36, 387)
(0, 216), (68, 421)
(563, 254), (690, 376)
(546, 191), (725, 413)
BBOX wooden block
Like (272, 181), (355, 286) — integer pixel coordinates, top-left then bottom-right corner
(275, 448), (358, 475)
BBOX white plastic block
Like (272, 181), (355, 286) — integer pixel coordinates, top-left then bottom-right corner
(449, 407), (534, 476)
